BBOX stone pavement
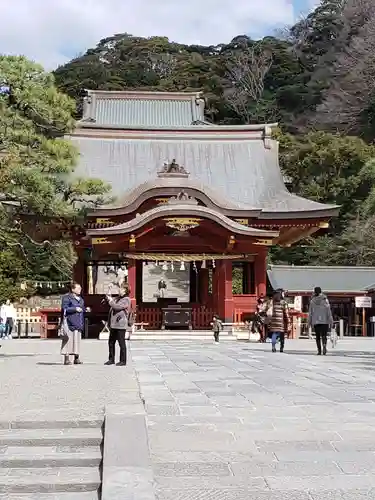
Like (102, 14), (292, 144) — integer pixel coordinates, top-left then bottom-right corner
(0, 338), (143, 499)
(2, 338), (375, 499)
(131, 338), (375, 500)
(0, 339), (140, 418)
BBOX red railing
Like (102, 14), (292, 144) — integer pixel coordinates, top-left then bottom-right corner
(233, 295), (257, 324)
(192, 307), (214, 329)
(136, 305), (214, 330)
(136, 307), (163, 329)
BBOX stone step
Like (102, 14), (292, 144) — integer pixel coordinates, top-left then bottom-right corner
(131, 329), (234, 340)
(132, 334), (236, 340)
(0, 446), (102, 468)
(0, 467), (100, 494)
(0, 428), (102, 447)
(0, 417), (103, 431)
(2, 492), (99, 499)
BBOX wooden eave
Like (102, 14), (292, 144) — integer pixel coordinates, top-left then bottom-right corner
(86, 204), (279, 240)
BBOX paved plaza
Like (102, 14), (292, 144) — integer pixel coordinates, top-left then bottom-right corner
(133, 338), (375, 500)
(1, 338), (375, 498)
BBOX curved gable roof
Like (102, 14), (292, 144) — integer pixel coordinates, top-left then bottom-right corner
(87, 204), (279, 239)
(72, 129), (339, 220)
(92, 177), (260, 216)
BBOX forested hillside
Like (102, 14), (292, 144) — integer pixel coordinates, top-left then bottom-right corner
(53, 0), (375, 267)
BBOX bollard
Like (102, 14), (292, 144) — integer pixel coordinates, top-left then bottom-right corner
(25, 320), (29, 338)
(17, 320), (21, 339)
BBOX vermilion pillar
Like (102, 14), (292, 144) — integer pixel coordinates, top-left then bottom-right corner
(199, 268), (209, 304)
(217, 260), (234, 323)
(127, 259), (137, 308)
(255, 249), (267, 297)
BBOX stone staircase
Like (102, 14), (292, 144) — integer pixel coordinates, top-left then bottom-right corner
(142, 263), (190, 302)
(0, 414), (103, 499)
(131, 329), (235, 340)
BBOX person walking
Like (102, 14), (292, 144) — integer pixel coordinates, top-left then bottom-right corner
(211, 315), (223, 344)
(267, 290), (290, 353)
(308, 287), (333, 356)
(60, 282), (85, 365)
(105, 285), (131, 366)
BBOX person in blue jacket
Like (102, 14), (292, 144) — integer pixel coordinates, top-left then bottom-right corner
(60, 282), (86, 365)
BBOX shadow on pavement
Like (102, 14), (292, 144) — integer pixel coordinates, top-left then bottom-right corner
(37, 361), (98, 366)
(0, 353), (36, 358)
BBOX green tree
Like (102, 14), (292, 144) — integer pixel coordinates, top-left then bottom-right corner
(271, 130), (375, 264)
(0, 56), (110, 297)
(278, 130), (375, 229)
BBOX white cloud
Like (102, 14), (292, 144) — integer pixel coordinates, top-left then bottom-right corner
(0, 0), (298, 70)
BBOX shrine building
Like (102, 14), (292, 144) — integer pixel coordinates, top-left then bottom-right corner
(69, 89), (339, 334)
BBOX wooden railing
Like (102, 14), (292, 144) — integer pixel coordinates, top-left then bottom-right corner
(192, 307), (214, 329)
(136, 307), (162, 329)
(136, 305), (214, 330)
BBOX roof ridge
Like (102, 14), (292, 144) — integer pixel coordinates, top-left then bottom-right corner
(84, 89), (204, 100)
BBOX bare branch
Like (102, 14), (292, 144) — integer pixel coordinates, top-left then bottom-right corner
(224, 43), (273, 123)
(311, 0), (375, 133)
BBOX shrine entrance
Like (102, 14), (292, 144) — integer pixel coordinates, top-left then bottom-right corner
(83, 252), (260, 335)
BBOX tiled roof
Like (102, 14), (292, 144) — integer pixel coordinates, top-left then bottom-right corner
(80, 90), (206, 127)
(268, 265), (375, 293)
(70, 127), (338, 218)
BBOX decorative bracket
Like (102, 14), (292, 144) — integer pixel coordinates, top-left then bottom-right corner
(164, 217), (201, 232)
(167, 191), (198, 205)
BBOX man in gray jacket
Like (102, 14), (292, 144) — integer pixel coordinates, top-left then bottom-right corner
(308, 287), (333, 355)
(105, 285), (131, 366)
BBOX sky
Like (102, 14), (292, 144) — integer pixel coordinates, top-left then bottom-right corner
(1, 0), (320, 70)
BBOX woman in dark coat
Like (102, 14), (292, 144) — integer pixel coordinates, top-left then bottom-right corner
(61, 282), (86, 365)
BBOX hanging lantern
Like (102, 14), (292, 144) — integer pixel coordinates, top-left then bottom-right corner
(180, 261), (185, 271)
(171, 262), (174, 272)
(193, 261), (197, 273)
(212, 259), (216, 268)
(162, 262), (168, 271)
(201, 260), (206, 269)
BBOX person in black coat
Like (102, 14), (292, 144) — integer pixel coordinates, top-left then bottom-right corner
(105, 285), (131, 366)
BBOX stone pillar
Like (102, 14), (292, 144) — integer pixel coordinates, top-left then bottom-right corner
(199, 268), (209, 304)
(217, 260), (234, 323)
(255, 249), (267, 297)
(127, 259), (137, 308)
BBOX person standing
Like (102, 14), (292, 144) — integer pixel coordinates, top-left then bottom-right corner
(105, 285), (131, 366)
(60, 282), (85, 365)
(0, 300), (17, 338)
(308, 287), (333, 356)
(158, 279), (167, 298)
(267, 290), (290, 353)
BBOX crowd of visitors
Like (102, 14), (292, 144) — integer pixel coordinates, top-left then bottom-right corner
(57, 279), (333, 364)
